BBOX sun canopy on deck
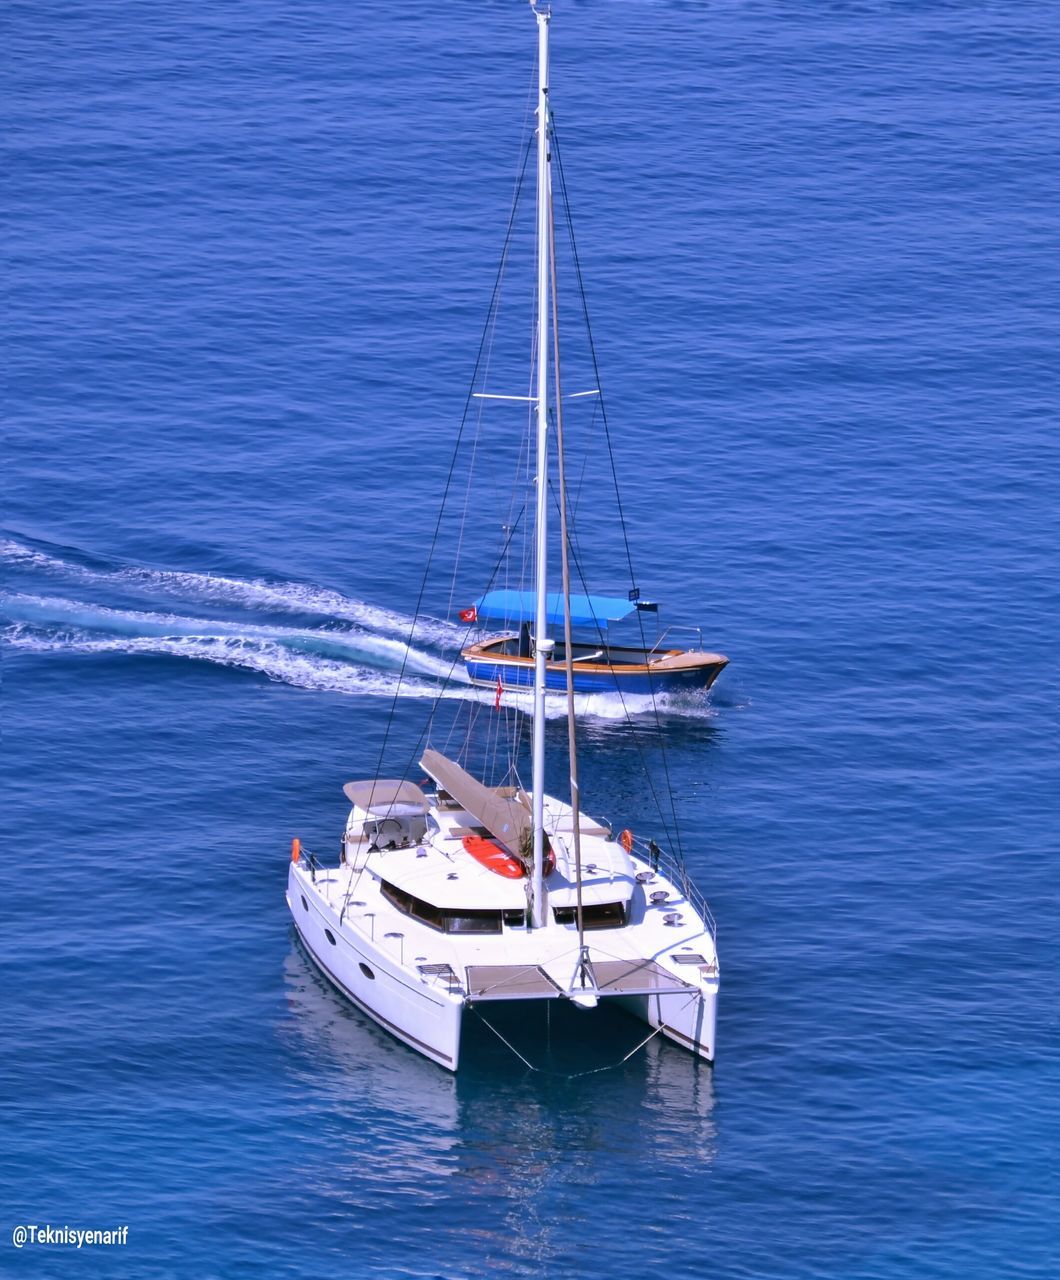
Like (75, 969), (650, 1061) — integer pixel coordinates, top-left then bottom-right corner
(473, 589), (654, 629)
(343, 779), (429, 816)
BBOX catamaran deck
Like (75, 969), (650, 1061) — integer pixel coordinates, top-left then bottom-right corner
(297, 794), (717, 1007)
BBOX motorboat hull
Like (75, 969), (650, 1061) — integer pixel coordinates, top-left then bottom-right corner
(462, 638), (728, 697)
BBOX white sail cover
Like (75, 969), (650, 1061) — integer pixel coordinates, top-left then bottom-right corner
(420, 748), (530, 853)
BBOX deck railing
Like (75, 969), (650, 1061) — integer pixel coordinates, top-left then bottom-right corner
(627, 833), (717, 941)
(650, 624), (705, 653)
(296, 831), (716, 944)
(295, 846), (323, 883)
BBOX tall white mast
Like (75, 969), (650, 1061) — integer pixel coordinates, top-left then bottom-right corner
(530, 1), (551, 929)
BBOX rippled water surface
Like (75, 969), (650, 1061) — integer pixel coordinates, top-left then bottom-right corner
(4, 2), (1057, 1277)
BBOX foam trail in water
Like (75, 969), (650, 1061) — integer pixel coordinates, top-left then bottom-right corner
(2, 541), (719, 720)
(2, 624), (485, 702)
(4, 620), (670, 718)
(0, 593), (466, 683)
(0, 537), (464, 647)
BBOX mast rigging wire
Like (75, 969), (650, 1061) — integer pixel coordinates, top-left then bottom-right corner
(365, 73), (699, 893)
(368, 128), (536, 790)
(550, 117), (689, 862)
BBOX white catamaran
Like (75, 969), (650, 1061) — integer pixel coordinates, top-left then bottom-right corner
(287, 3), (719, 1072)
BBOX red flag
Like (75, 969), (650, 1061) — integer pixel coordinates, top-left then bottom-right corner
(459, 606), (477, 623)
(494, 675), (503, 710)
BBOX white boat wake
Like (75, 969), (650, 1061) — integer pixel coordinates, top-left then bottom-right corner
(0, 536), (462, 647)
(0, 537), (717, 720)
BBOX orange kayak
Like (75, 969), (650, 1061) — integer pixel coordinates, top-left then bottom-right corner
(462, 834), (525, 879)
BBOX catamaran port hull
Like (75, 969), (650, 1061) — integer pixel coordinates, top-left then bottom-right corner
(288, 871), (464, 1071)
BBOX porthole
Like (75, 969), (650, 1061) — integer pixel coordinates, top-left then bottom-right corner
(324, 928), (336, 946)
(301, 896), (308, 911)
(359, 962), (375, 981)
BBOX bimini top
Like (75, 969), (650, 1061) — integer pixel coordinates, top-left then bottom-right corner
(473, 589), (655, 629)
(343, 779), (429, 816)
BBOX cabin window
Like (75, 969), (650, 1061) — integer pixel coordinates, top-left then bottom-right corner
(553, 902), (628, 930)
(324, 928), (337, 945)
(445, 910), (502, 935)
(381, 880), (444, 930)
(380, 879), (502, 934)
(359, 962), (375, 980)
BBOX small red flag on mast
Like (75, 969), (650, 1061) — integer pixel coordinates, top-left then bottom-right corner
(459, 606), (477, 623)
(494, 675), (503, 710)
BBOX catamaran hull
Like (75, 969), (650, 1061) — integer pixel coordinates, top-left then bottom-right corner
(618, 989), (718, 1064)
(287, 866), (463, 1071)
(288, 857), (718, 1074)
(463, 652), (728, 696)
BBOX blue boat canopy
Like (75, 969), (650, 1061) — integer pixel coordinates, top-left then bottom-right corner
(473, 589), (655, 629)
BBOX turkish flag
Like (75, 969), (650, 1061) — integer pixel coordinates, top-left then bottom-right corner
(494, 675), (503, 710)
(459, 606), (477, 623)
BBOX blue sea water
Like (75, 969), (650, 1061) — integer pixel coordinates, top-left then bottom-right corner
(4, 1), (1058, 1276)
